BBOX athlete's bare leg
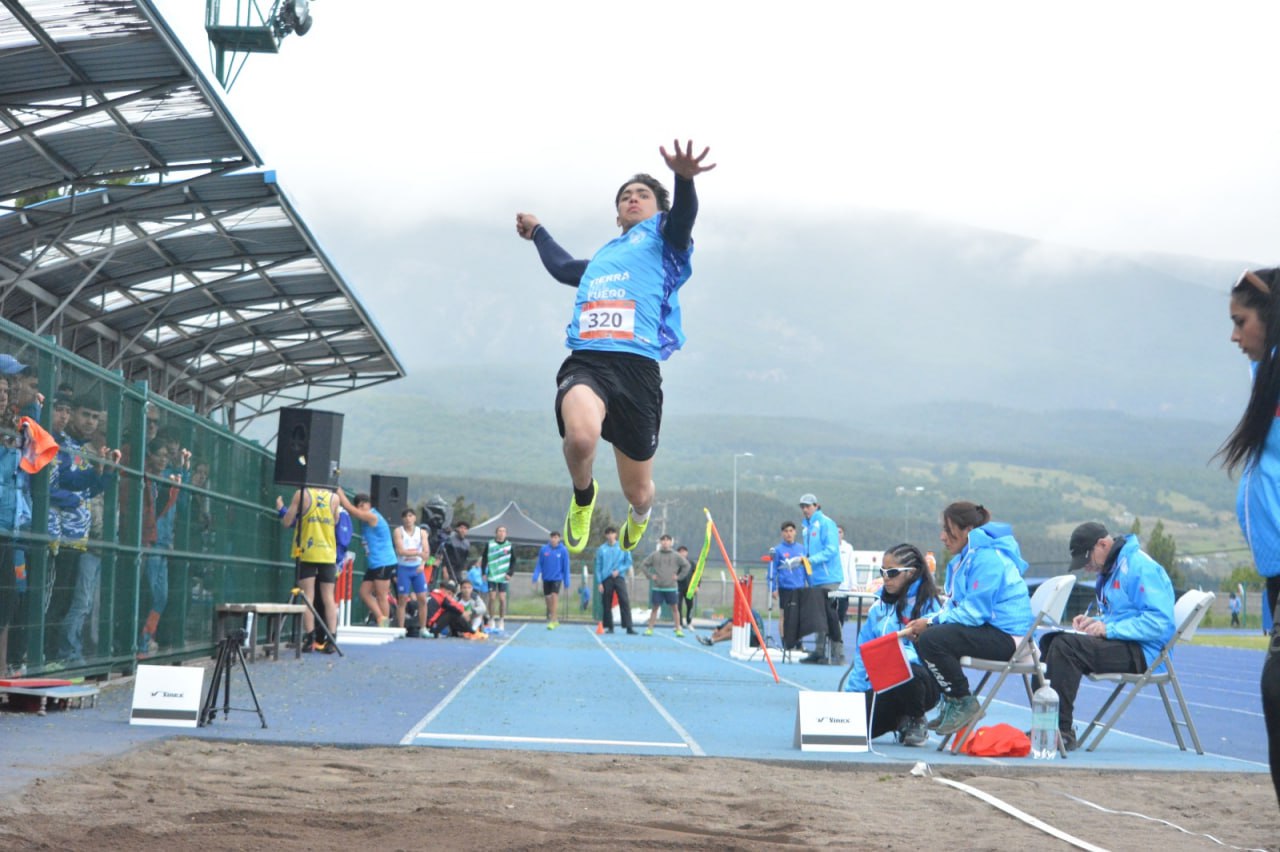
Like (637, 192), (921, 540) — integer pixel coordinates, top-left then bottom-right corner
(560, 385), (605, 490)
(614, 448), (654, 516)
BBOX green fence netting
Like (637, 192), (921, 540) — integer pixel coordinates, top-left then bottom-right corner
(0, 319), (299, 678)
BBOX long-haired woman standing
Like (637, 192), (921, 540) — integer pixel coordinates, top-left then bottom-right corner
(1218, 267), (1280, 808)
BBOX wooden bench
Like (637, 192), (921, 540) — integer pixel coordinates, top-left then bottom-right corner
(214, 603), (307, 661)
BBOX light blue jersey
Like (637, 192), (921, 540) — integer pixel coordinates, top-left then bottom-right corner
(362, 508), (397, 568)
(565, 213), (692, 361)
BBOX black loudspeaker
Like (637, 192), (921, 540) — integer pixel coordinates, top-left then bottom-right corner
(370, 475), (408, 521)
(273, 407), (343, 487)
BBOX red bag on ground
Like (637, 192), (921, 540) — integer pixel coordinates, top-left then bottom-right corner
(859, 632), (912, 693)
(958, 723), (1031, 757)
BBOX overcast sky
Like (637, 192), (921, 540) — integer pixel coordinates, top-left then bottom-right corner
(154, 1), (1280, 266)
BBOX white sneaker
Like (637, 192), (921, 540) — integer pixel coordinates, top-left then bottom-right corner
(498, 619), (505, 632)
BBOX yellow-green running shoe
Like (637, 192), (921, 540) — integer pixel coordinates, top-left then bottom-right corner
(564, 479), (597, 554)
(620, 506), (648, 552)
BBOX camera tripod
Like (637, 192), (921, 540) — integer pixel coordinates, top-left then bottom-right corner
(289, 585), (344, 656)
(200, 628), (267, 728)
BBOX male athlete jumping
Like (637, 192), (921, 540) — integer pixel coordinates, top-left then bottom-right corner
(516, 140), (715, 554)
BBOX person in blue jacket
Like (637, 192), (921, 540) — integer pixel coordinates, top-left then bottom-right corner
(515, 141), (716, 557)
(1039, 522), (1175, 752)
(843, 544), (942, 746)
(799, 493), (845, 664)
(767, 520), (807, 650)
(1218, 266), (1280, 807)
(906, 501), (1033, 737)
(594, 526), (635, 635)
(533, 530), (571, 629)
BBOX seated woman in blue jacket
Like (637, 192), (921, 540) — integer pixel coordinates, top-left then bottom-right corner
(842, 543), (942, 745)
(904, 502), (1033, 737)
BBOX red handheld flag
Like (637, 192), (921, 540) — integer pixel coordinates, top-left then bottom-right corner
(859, 632), (912, 693)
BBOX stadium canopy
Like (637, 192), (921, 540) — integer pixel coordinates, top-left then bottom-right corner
(468, 502), (553, 546)
(0, 0), (404, 429)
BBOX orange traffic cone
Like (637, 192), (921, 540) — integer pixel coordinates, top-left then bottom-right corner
(595, 621), (605, 634)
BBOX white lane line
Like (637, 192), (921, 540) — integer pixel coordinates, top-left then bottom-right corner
(415, 733), (687, 748)
(399, 623), (528, 745)
(1088, 728), (1271, 769)
(588, 626), (706, 756)
(1077, 681), (1265, 718)
(973, 694), (1270, 766)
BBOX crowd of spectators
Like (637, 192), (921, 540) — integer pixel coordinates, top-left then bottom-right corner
(0, 350), (219, 674)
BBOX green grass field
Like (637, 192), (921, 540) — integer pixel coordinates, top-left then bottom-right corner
(1188, 633), (1271, 651)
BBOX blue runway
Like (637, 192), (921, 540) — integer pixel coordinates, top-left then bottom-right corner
(399, 622), (1272, 772)
(1, 619), (1270, 799)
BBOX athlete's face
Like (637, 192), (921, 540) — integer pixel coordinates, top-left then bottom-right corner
(616, 182), (659, 231)
(1231, 296), (1267, 362)
(781, 526), (796, 544)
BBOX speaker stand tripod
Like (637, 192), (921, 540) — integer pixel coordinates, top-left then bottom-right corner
(290, 586), (344, 657)
(200, 629), (267, 728)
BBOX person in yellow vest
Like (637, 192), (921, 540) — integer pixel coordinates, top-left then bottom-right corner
(280, 486), (340, 653)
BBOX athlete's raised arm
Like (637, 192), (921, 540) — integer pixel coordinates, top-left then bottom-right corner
(516, 212), (588, 286)
(660, 140), (714, 251)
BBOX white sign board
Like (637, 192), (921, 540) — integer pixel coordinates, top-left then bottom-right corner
(793, 690), (868, 752)
(129, 664), (205, 727)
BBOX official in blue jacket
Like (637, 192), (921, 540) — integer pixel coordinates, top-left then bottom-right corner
(843, 544), (942, 745)
(594, 526), (635, 634)
(799, 493), (845, 665)
(907, 501), (1033, 737)
(1218, 266), (1280, 806)
(1038, 522), (1175, 751)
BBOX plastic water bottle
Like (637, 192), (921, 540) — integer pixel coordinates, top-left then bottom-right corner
(1031, 679), (1060, 760)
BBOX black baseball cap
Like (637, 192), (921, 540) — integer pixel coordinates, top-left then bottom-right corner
(1069, 522), (1109, 571)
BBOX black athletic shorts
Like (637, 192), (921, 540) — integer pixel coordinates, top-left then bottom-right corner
(363, 564), (394, 583)
(542, 580), (563, 596)
(555, 350), (662, 462)
(298, 560), (337, 584)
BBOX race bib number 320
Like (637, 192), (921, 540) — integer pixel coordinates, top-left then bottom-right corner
(578, 299), (635, 340)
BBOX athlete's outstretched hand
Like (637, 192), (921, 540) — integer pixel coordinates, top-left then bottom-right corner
(515, 212), (540, 240)
(661, 140), (716, 180)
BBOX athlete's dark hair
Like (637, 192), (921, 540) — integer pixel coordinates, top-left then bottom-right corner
(883, 544), (941, 621)
(941, 501), (991, 536)
(401, 507), (416, 519)
(615, 173), (670, 212)
(353, 492), (371, 507)
(1217, 267), (1280, 473)
(780, 521), (796, 531)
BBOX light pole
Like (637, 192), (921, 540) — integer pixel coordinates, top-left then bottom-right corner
(732, 452), (754, 566)
(896, 485), (924, 540)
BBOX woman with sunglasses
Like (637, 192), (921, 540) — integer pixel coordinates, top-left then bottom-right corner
(842, 544), (942, 745)
(903, 501), (1033, 737)
(1218, 267), (1280, 808)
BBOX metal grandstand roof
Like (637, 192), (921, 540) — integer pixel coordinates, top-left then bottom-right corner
(0, 0), (404, 428)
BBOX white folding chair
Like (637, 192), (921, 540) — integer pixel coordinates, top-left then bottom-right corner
(1079, 589), (1215, 754)
(938, 574), (1077, 752)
